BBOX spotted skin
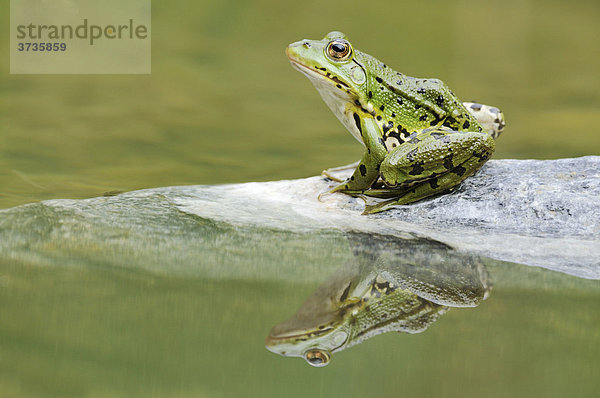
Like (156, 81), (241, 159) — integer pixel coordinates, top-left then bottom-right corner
(286, 32), (505, 214)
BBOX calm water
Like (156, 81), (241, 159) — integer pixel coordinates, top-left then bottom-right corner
(1, 0), (599, 397)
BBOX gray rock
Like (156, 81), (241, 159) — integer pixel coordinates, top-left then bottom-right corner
(1, 156), (599, 279)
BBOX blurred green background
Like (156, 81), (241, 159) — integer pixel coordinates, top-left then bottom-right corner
(1, 0), (599, 209)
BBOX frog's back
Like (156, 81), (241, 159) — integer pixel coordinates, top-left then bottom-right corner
(356, 49), (488, 139)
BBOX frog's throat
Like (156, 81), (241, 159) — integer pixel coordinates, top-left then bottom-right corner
(289, 59), (365, 144)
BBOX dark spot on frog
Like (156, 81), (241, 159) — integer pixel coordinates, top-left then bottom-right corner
(368, 91), (372, 98)
(436, 95), (444, 106)
(396, 80), (402, 86)
(415, 104), (422, 110)
(463, 120), (470, 129)
(453, 165), (466, 176)
(379, 63), (387, 69)
(396, 98), (403, 105)
(375, 77), (383, 83)
(353, 113), (363, 135)
(419, 115), (427, 121)
(387, 130), (404, 144)
(318, 67), (327, 71)
(391, 112), (396, 117)
(398, 125), (410, 135)
(429, 178), (439, 189)
(473, 150), (490, 162)
(443, 117), (458, 129)
(409, 162), (425, 175)
(303, 41), (311, 48)
(417, 88), (426, 94)
(383, 121), (393, 133)
(336, 84), (342, 89)
(350, 176), (355, 181)
(379, 105), (385, 111)
(359, 164), (367, 176)
(376, 115), (382, 121)
(443, 154), (454, 170)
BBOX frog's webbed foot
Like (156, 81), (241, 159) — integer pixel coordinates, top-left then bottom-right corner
(463, 102), (506, 139)
(363, 198), (399, 215)
(321, 161), (360, 182)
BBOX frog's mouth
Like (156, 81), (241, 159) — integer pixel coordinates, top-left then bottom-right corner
(287, 58), (353, 95)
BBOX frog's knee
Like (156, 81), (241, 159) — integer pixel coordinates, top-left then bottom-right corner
(471, 134), (496, 164)
(379, 156), (415, 188)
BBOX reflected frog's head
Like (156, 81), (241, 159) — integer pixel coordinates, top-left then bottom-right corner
(286, 32), (369, 110)
(264, 276), (354, 367)
(265, 326), (346, 368)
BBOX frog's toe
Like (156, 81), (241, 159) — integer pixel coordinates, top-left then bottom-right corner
(329, 181), (351, 193)
(362, 201), (391, 215)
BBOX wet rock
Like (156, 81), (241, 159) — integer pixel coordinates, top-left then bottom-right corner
(1, 156), (599, 279)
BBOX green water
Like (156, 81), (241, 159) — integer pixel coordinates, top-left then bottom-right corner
(1, 0), (600, 396)
(1, 222), (599, 398)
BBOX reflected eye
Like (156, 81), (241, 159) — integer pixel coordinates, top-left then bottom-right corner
(326, 39), (352, 61)
(304, 349), (331, 367)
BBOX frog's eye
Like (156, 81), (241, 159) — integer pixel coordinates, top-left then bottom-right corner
(326, 39), (352, 61)
(304, 349), (331, 367)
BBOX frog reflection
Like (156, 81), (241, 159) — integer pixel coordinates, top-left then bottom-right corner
(265, 233), (491, 367)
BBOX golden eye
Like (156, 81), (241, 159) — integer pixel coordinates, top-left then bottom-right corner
(326, 39), (352, 61)
(304, 349), (331, 367)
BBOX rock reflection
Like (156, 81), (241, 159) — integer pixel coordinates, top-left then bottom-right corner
(265, 232), (492, 367)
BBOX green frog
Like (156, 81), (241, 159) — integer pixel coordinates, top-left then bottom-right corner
(286, 32), (505, 214)
(265, 233), (491, 367)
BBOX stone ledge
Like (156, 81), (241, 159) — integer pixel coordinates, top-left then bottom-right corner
(1, 156), (599, 279)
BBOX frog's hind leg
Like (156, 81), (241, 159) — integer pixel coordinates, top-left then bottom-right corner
(322, 161), (360, 182)
(364, 129), (495, 214)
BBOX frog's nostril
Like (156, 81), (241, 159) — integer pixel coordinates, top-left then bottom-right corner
(303, 41), (311, 48)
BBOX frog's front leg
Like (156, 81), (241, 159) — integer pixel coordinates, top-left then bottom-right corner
(364, 129), (495, 213)
(330, 115), (387, 193)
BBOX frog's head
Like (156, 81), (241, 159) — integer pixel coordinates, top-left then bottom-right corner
(286, 31), (369, 108)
